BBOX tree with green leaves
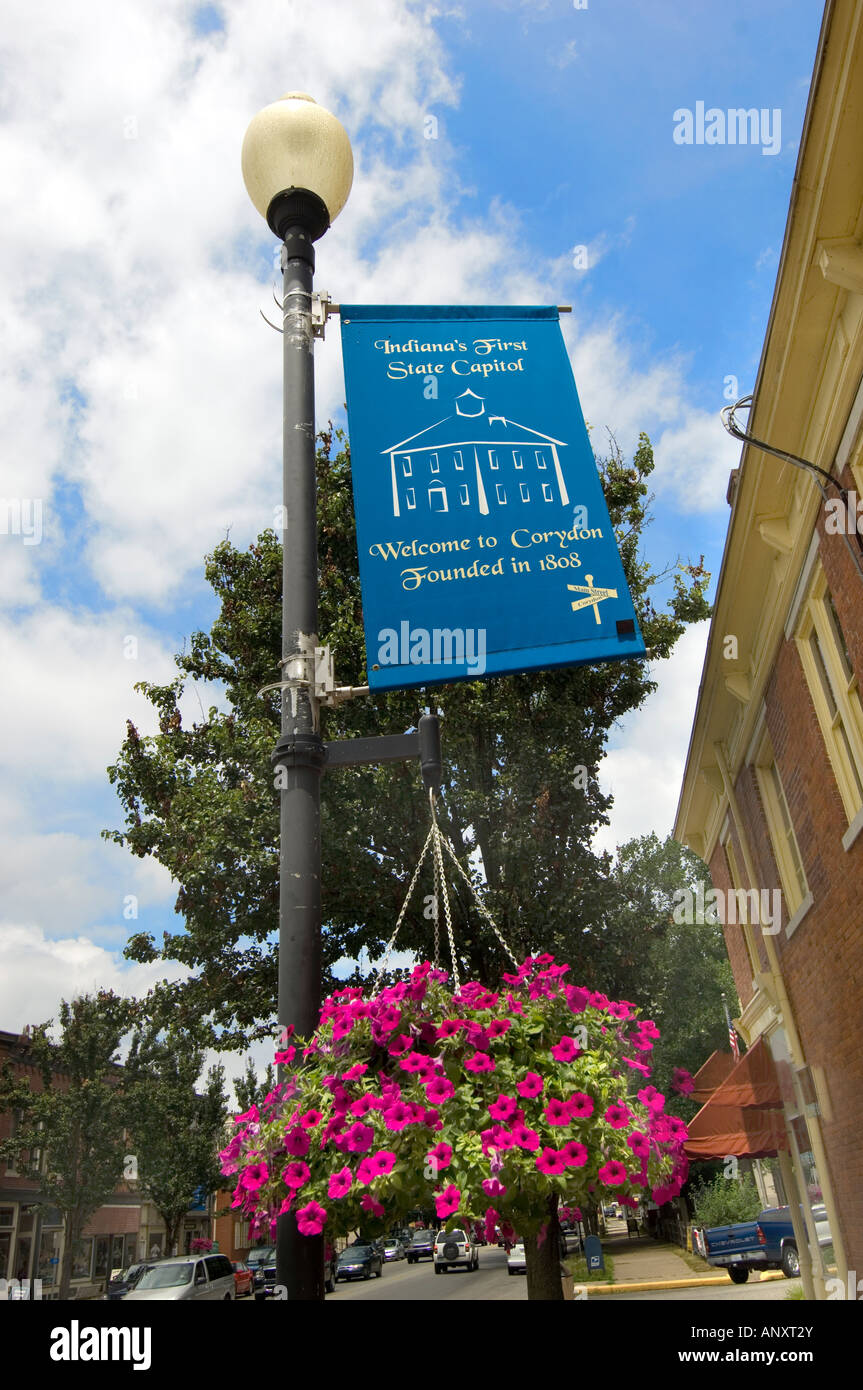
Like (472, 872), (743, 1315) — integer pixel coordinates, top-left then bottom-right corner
(123, 1019), (227, 1258)
(0, 991), (137, 1300)
(600, 833), (738, 1107)
(232, 1057), (276, 1114)
(104, 427), (710, 1048)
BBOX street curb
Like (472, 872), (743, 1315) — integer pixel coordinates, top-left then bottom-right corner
(579, 1272), (786, 1295)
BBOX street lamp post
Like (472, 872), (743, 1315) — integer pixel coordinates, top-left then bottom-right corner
(242, 92), (353, 1301)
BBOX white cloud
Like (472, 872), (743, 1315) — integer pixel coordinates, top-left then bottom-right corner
(593, 621), (710, 857)
(0, 923), (188, 1034)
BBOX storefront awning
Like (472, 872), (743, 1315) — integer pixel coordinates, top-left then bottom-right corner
(690, 1050), (736, 1103)
(710, 1035), (783, 1110)
(683, 1036), (787, 1159)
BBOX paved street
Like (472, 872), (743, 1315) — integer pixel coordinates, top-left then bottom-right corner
(245, 1247), (805, 1303)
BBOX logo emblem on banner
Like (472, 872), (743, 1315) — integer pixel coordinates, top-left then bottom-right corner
(340, 306), (646, 690)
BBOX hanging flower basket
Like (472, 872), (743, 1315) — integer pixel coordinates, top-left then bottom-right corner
(223, 954), (689, 1252)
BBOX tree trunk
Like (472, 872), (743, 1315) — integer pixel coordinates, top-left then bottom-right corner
(524, 1194), (564, 1301)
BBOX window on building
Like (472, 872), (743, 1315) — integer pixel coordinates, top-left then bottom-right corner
(721, 829), (759, 980)
(401, 457), (412, 477)
(513, 451), (523, 469)
(453, 450), (464, 470)
(795, 568), (863, 823)
(519, 483), (530, 503)
(459, 484), (470, 505)
(488, 450), (499, 469)
(541, 483), (553, 502)
(429, 453), (439, 473)
(496, 484), (507, 505)
(428, 485), (448, 512)
(535, 451), (547, 469)
(71, 1238), (94, 1281)
(404, 488), (416, 510)
(754, 733), (808, 917)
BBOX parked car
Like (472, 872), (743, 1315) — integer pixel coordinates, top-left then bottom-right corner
(125, 1254), (235, 1301)
(335, 1244), (383, 1282)
(507, 1242), (527, 1276)
(105, 1262), (156, 1300)
(231, 1261), (253, 1297)
(406, 1229), (435, 1263)
(703, 1204), (832, 1283)
(382, 1239), (404, 1262)
(433, 1228), (479, 1273)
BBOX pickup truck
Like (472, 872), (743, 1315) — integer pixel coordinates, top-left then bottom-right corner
(701, 1204), (831, 1283)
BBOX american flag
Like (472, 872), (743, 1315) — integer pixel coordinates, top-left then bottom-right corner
(722, 994), (740, 1061)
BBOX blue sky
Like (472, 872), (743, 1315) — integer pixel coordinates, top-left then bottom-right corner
(0, 0), (825, 1071)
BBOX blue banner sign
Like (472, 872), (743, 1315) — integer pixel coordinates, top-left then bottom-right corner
(339, 306), (646, 690)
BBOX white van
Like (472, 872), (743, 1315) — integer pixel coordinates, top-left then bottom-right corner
(125, 1254), (235, 1301)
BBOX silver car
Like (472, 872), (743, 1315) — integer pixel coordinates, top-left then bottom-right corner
(125, 1253), (235, 1301)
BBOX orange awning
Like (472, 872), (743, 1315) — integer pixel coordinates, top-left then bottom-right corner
(683, 1101), (788, 1159)
(683, 1036), (788, 1159)
(710, 1035), (783, 1110)
(690, 1050), (736, 1103)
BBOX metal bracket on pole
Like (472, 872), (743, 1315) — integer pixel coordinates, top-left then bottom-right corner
(325, 713), (442, 791)
(311, 292), (339, 339)
(313, 645), (370, 705)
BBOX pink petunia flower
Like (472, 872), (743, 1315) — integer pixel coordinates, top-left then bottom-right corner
(349, 1095), (375, 1118)
(436, 1019), (464, 1039)
(536, 1147), (567, 1175)
(300, 1109), (323, 1129)
(551, 1035), (581, 1063)
(671, 1068), (695, 1096)
(516, 1072), (544, 1099)
(435, 1185), (461, 1218)
(328, 1166), (352, 1199)
(399, 1051), (430, 1073)
(482, 1178), (507, 1198)
(544, 1097), (570, 1126)
(388, 1034), (413, 1057)
(296, 1200), (327, 1235)
(383, 1102), (412, 1131)
(361, 1194), (385, 1218)
(567, 1092), (594, 1119)
(284, 1128), (311, 1158)
(425, 1076), (455, 1104)
(622, 1056), (652, 1077)
(234, 1106), (259, 1125)
(561, 1140), (588, 1168)
(344, 1121), (375, 1153)
(427, 1142), (453, 1171)
(282, 1161), (310, 1190)
(356, 1156), (377, 1185)
(372, 1150), (396, 1177)
(627, 1130), (650, 1158)
(341, 1063), (368, 1081)
(604, 1103), (633, 1130)
(488, 1019), (511, 1039)
(465, 1052), (495, 1073)
(512, 1123), (540, 1152)
(637, 1086), (666, 1114)
(597, 1160), (627, 1187)
(564, 985), (590, 1014)
(488, 1094), (518, 1122)
(239, 1162), (269, 1192)
(274, 1046), (296, 1065)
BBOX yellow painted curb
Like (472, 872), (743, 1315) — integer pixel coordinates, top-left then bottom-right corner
(578, 1271), (786, 1295)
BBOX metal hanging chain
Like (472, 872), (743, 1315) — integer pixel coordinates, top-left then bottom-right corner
(370, 823), (436, 993)
(370, 783), (522, 995)
(429, 788), (460, 992)
(438, 832), (521, 969)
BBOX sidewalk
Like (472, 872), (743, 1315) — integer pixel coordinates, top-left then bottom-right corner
(574, 1221), (783, 1295)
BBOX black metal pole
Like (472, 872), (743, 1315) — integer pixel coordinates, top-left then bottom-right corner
(272, 221), (325, 1301)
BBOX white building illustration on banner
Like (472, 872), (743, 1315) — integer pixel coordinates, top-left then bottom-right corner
(380, 389), (570, 519)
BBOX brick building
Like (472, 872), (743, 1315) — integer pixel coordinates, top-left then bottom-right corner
(675, 1), (863, 1298)
(0, 1028), (213, 1298)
